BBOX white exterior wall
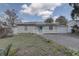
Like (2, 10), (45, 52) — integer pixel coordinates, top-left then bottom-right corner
(56, 26), (68, 33)
(13, 26), (26, 34)
(13, 26), (39, 34)
(13, 25), (69, 34)
(42, 26), (68, 33)
(42, 26), (57, 33)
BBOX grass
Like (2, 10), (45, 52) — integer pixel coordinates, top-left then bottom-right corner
(0, 33), (75, 56)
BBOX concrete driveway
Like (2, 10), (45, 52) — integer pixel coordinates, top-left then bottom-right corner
(43, 33), (79, 51)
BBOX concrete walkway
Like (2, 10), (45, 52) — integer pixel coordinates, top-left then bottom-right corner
(43, 33), (79, 51)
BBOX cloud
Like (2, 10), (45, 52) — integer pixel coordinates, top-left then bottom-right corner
(22, 4), (28, 9)
(53, 16), (59, 23)
(38, 10), (52, 19)
(53, 16), (59, 20)
(20, 3), (62, 19)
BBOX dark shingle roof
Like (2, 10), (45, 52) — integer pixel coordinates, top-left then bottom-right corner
(16, 22), (67, 26)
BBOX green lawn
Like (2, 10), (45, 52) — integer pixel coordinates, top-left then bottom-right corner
(0, 33), (73, 56)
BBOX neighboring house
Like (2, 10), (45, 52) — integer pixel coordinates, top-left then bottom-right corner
(13, 22), (69, 34)
(68, 20), (79, 27)
(67, 20), (79, 32)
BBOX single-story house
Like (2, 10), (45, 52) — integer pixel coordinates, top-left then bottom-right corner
(12, 22), (71, 34)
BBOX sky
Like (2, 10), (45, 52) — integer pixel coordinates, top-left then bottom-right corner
(0, 3), (73, 22)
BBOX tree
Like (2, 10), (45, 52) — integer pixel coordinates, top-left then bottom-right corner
(69, 4), (79, 33)
(44, 18), (53, 23)
(71, 24), (79, 33)
(0, 21), (8, 38)
(5, 9), (18, 27)
(69, 3), (79, 20)
(55, 16), (67, 25)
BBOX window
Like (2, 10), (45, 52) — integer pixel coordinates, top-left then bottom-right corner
(49, 25), (53, 30)
(39, 26), (42, 30)
(24, 26), (27, 30)
(38, 26), (42, 31)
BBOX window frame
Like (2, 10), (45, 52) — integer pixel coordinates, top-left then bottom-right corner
(38, 26), (43, 31)
(49, 25), (53, 30)
(24, 26), (27, 30)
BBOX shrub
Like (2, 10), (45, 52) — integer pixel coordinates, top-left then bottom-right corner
(71, 24), (79, 33)
(0, 44), (18, 56)
(71, 29), (75, 33)
(64, 49), (79, 56)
